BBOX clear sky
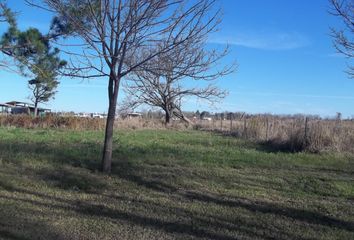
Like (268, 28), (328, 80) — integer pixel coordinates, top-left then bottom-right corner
(0, 0), (353, 117)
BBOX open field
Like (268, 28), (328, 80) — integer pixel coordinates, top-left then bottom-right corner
(0, 127), (353, 239)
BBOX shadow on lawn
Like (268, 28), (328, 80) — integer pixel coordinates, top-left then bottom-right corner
(0, 185), (246, 240)
(182, 191), (354, 232)
(1, 182), (354, 240)
(111, 164), (354, 233)
(0, 229), (31, 240)
(207, 129), (304, 153)
(0, 184), (313, 240)
(0, 140), (101, 169)
(0, 218), (64, 240)
(38, 167), (109, 193)
(0, 201), (65, 240)
(0, 140), (354, 239)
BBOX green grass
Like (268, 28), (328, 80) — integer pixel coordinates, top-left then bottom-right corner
(0, 127), (353, 240)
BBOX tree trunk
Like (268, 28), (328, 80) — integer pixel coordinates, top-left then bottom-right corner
(180, 114), (192, 125)
(169, 105), (192, 125)
(101, 76), (120, 173)
(165, 109), (171, 125)
(34, 101), (38, 117)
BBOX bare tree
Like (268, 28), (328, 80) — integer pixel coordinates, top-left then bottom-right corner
(30, 0), (223, 173)
(329, 0), (353, 77)
(124, 36), (234, 124)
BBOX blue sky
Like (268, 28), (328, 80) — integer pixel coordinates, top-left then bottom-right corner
(0, 0), (353, 117)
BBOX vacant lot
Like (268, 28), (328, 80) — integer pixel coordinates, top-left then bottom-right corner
(0, 127), (353, 240)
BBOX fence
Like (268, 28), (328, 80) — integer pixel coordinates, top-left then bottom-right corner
(193, 116), (354, 153)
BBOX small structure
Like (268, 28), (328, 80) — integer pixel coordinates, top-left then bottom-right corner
(2, 101), (51, 116)
(125, 112), (143, 119)
(75, 112), (90, 118)
(91, 113), (105, 119)
(202, 117), (212, 121)
(0, 103), (11, 115)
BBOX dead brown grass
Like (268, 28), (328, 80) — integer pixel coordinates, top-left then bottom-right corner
(0, 115), (179, 131)
(195, 117), (354, 153)
(0, 115), (107, 130)
(1, 114), (353, 153)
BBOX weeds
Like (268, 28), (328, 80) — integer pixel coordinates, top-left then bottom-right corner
(1, 114), (353, 153)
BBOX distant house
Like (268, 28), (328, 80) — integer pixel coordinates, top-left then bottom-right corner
(74, 112), (90, 118)
(91, 113), (105, 119)
(202, 117), (212, 121)
(2, 101), (51, 116)
(125, 112), (143, 119)
(0, 103), (11, 115)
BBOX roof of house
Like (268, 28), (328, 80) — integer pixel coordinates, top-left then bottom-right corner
(0, 103), (12, 107)
(127, 112), (142, 116)
(2, 101), (51, 111)
(6, 101), (34, 107)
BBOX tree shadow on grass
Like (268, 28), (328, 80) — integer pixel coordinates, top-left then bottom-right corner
(0, 186), (241, 240)
(182, 191), (354, 232)
(0, 218), (64, 240)
(111, 164), (354, 233)
(37, 167), (109, 193)
(0, 185), (311, 240)
(110, 162), (354, 236)
(0, 140), (101, 170)
(0, 229), (31, 240)
(0, 204), (65, 240)
(205, 129), (303, 153)
(0, 139), (180, 194)
(112, 161), (179, 193)
(1, 139), (354, 239)
(255, 139), (304, 153)
(4, 181), (352, 240)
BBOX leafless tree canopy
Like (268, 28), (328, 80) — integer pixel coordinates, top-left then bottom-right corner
(329, 0), (354, 77)
(28, 0), (224, 172)
(124, 35), (234, 124)
(34, 0), (222, 80)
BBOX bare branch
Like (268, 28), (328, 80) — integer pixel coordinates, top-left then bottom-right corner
(26, 0), (228, 172)
(329, 0), (354, 77)
(125, 29), (235, 124)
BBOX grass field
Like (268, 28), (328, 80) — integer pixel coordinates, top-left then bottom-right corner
(0, 127), (353, 240)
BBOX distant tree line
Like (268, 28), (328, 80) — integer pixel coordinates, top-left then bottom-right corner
(130, 109), (348, 121)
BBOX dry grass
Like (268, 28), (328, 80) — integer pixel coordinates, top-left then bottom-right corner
(1, 114), (353, 153)
(0, 115), (190, 130)
(0, 114), (107, 130)
(194, 116), (354, 154)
